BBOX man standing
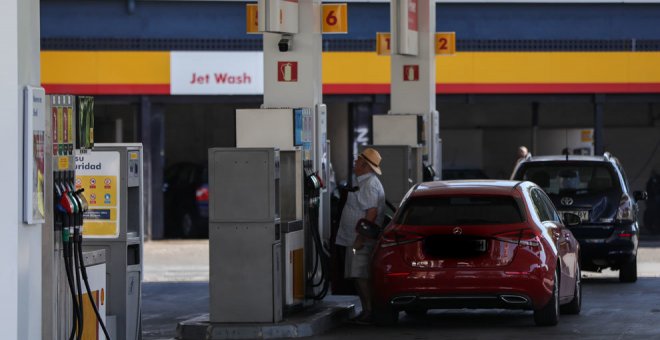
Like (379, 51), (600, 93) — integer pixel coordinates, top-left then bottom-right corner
(335, 148), (386, 323)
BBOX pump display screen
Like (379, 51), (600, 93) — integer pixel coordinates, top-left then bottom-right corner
(293, 108), (303, 146)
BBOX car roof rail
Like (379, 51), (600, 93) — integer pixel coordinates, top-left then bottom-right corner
(603, 151), (612, 161)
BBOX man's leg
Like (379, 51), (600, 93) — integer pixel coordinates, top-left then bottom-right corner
(356, 278), (372, 316)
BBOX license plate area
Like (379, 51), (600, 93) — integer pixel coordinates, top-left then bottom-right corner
(560, 210), (590, 222)
(423, 235), (487, 258)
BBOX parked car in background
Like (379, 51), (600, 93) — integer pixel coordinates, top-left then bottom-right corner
(371, 180), (581, 326)
(511, 153), (647, 282)
(163, 162), (209, 238)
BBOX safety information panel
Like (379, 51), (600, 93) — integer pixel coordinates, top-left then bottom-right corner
(75, 151), (121, 238)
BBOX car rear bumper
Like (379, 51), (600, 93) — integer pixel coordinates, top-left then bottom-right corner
(372, 267), (553, 311)
(574, 222), (638, 271)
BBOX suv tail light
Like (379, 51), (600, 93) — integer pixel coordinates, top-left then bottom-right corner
(380, 229), (424, 248)
(616, 193), (634, 222)
(494, 229), (541, 248)
(196, 186), (209, 202)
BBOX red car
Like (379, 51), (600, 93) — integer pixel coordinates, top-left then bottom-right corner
(371, 180), (581, 326)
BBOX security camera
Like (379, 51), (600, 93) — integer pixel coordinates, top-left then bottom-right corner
(278, 35), (293, 52)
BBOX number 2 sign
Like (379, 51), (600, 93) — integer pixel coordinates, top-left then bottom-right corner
(436, 32), (456, 55)
(322, 4), (348, 34)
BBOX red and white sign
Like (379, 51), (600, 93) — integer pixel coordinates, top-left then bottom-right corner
(403, 65), (419, 81)
(397, 0), (419, 56)
(170, 52), (264, 95)
(278, 61), (298, 82)
(408, 0), (418, 31)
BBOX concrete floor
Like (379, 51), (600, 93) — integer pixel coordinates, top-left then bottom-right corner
(142, 236), (660, 340)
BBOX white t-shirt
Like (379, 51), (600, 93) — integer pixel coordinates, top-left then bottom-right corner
(335, 172), (386, 247)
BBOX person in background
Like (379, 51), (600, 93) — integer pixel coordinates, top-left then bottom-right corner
(517, 146), (529, 162)
(334, 148), (386, 324)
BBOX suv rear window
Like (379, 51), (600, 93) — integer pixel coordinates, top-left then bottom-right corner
(515, 161), (620, 195)
(396, 196), (524, 226)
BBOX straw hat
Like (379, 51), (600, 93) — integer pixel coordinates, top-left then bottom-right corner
(359, 148), (382, 175)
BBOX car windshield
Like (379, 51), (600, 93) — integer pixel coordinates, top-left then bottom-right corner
(396, 196), (524, 226)
(516, 161), (619, 195)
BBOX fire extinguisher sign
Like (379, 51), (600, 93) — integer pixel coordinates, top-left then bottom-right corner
(278, 61), (298, 82)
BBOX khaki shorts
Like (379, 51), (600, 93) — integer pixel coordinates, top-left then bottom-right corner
(344, 242), (374, 279)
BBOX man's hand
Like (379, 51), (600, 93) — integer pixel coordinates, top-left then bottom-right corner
(353, 235), (365, 250)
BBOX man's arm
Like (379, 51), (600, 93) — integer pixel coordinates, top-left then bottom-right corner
(354, 207), (378, 250)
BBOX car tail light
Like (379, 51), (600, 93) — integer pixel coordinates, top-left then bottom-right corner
(616, 193), (634, 222)
(494, 229), (541, 248)
(196, 186), (209, 202)
(380, 229), (424, 248)
(618, 231), (633, 239)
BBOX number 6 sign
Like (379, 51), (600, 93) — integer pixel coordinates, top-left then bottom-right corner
(322, 4), (348, 34)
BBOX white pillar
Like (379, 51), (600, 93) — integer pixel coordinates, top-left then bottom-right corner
(0, 0), (43, 339)
(0, 0), (19, 336)
(390, 0), (440, 176)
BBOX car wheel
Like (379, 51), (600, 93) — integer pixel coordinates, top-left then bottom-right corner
(619, 255), (637, 283)
(181, 212), (196, 238)
(534, 270), (560, 326)
(560, 263), (581, 315)
(373, 305), (399, 326)
(404, 307), (427, 318)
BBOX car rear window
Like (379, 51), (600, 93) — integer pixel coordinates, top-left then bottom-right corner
(514, 162), (620, 195)
(396, 196), (524, 226)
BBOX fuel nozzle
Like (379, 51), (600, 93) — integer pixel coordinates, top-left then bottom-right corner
(75, 189), (89, 213)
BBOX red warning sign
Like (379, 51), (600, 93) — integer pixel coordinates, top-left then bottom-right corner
(278, 61), (298, 82)
(403, 65), (419, 81)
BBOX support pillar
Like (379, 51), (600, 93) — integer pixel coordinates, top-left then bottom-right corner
(594, 94), (605, 155)
(140, 96), (165, 240)
(390, 0), (439, 176)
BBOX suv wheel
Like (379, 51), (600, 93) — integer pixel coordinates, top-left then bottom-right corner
(534, 270), (560, 326)
(181, 212), (196, 238)
(619, 255), (638, 283)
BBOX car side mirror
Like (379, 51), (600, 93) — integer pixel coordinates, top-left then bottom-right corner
(563, 212), (581, 227)
(633, 191), (648, 201)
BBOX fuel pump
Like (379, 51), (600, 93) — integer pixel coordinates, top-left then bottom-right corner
(234, 108), (331, 307)
(45, 94), (109, 340)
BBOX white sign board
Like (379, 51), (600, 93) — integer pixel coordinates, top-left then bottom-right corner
(258, 0), (299, 34)
(170, 52), (264, 95)
(24, 86), (46, 225)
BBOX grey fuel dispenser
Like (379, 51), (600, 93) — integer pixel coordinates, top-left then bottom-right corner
(208, 148), (283, 323)
(78, 143), (144, 340)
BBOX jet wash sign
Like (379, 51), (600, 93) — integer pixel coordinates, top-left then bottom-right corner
(170, 51), (264, 95)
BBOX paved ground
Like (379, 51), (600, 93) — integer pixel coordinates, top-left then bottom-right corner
(142, 236), (660, 340)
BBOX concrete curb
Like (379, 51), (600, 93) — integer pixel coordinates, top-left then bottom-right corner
(176, 299), (357, 340)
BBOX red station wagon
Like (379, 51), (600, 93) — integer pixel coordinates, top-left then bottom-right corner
(371, 180), (581, 326)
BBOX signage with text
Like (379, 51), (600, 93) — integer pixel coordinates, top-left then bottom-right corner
(246, 4), (259, 34)
(322, 4), (348, 34)
(376, 32), (392, 55)
(396, 0), (418, 55)
(436, 32), (456, 55)
(170, 52), (264, 95)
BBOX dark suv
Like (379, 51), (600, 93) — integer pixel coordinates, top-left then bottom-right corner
(511, 153), (647, 282)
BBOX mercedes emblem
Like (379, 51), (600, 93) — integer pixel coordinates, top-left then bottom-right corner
(560, 197), (574, 206)
(452, 227), (463, 235)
